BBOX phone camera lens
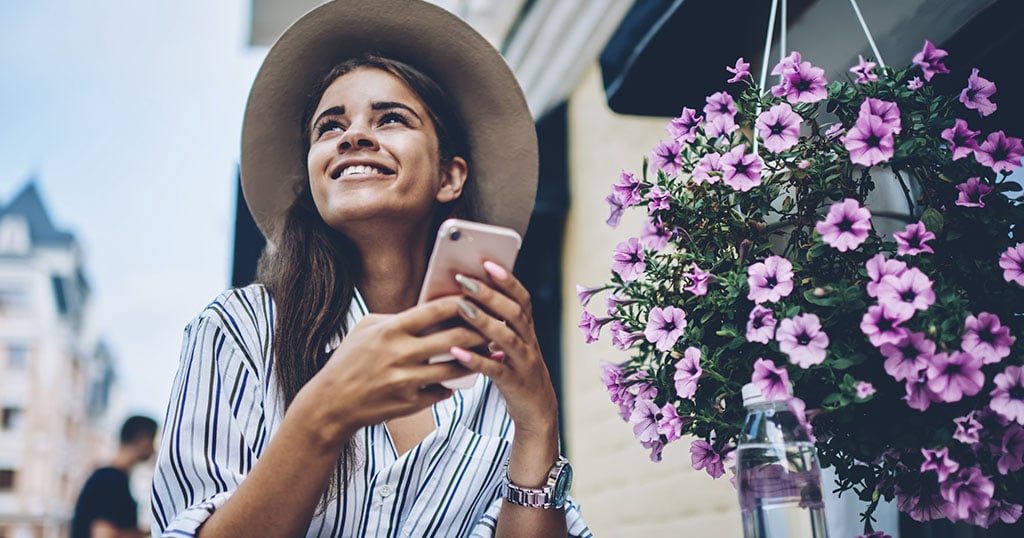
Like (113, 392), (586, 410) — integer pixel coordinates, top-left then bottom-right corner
(449, 229), (461, 241)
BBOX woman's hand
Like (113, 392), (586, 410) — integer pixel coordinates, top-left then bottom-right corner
(294, 296), (488, 446)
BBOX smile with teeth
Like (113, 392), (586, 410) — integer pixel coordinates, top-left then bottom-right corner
(332, 164), (393, 179)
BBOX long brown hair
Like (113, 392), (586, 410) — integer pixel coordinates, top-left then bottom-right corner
(256, 53), (477, 504)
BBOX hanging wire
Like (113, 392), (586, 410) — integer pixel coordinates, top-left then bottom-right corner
(755, 0), (781, 155)
(780, 0), (788, 66)
(848, 0), (886, 67)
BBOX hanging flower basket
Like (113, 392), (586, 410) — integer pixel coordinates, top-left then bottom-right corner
(579, 40), (1024, 531)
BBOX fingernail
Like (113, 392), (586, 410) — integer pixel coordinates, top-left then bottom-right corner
(489, 351), (506, 363)
(454, 273), (480, 294)
(483, 260), (508, 281)
(456, 298), (477, 319)
(450, 346), (472, 363)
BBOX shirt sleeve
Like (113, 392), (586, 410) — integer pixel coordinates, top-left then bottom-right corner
(468, 494), (593, 538)
(150, 296), (271, 537)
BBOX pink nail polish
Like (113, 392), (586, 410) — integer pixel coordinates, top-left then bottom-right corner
(483, 260), (508, 281)
(450, 346), (472, 362)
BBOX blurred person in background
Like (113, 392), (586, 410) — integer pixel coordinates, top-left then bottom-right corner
(71, 415), (158, 538)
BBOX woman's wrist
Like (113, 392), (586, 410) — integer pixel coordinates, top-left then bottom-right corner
(506, 421), (560, 488)
(288, 380), (357, 454)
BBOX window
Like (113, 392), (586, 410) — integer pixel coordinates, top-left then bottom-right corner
(0, 469), (15, 491)
(1, 408), (20, 431)
(6, 345), (28, 371)
(0, 285), (29, 316)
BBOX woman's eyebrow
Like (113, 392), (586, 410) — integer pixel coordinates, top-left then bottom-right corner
(372, 101), (423, 121)
(312, 105), (345, 127)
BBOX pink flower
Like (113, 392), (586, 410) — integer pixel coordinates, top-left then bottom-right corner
(667, 107), (703, 144)
(905, 375), (938, 412)
(975, 131), (1024, 173)
(703, 91), (737, 123)
(855, 381), (876, 399)
(646, 185), (671, 213)
(816, 198), (872, 252)
(683, 264), (712, 296)
(726, 57), (751, 83)
(575, 284), (604, 307)
(907, 76), (924, 90)
(774, 61), (828, 103)
(959, 68), (997, 117)
(999, 243), (1024, 286)
(578, 310), (611, 343)
(921, 447), (959, 481)
(983, 500), (1024, 527)
(894, 221), (936, 256)
(674, 346), (703, 398)
(953, 412), (983, 445)
(705, 114), (738, 139)
(611, 170), (643, 207)
(600, 361), (633, 420)
(961, 312), (1014, 364)
(611, 237), (646, 282)
(897, 477), (950, 522)
(860, 98), (902, 134)
(955, 177), (993, 207)
(860, 304), (909, 348)
(941, 119), (980, 161)
(644, 305), (687, 351)
(751, 358), (791, 401)
(771, 52), (802, 78)
(850, 54), (878, 84)
(843, 114), (896, 166)
(876, 267), (935, 321)
(746, 255), (794, 304)
(912, 40), (949, 81)
(990, 366), (1024, 425)
(746, 305), (777, 343)
(926, 351), (985, 403)
(658, 403), (685, 443)
(690, 439), (725, 478)
(720, 144), (764, 192)
(691, 152), (722, 185)
(640, 217), (671, 251)
(651, 140), (682, 176)
(629, 397), (662, 444)
(881, 332), (935, 382)
(940, 467), (994, 522)
(865, 254), (907, 298)
(609, 320), (641, 351)
(604, 191), (625, 228)
(997, 424), (1024, 474)
(776, 313), (829, 368)
(756, 103), (802, 153)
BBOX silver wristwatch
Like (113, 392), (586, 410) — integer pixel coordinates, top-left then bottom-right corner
(501, 456), (573, 509)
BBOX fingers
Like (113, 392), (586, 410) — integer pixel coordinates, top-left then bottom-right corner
(449, 345), (507, 381)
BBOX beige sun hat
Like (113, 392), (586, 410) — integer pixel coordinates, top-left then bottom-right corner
(240, 0), (538, 244)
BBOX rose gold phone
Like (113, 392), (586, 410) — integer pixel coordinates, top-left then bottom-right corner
(419, 218), (522, 389)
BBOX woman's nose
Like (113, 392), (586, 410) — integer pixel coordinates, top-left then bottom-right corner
(338, 122), (378, 151)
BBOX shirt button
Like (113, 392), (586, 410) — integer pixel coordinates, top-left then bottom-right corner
(379, 485), (393, 498)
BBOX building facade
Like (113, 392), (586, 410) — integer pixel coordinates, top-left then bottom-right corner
(0, 182), (119, 538)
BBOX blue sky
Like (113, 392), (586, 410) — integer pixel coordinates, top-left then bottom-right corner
(1, 0), (264, 419)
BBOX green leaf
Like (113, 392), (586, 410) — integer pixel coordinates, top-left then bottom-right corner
(920, 207), (944, 234)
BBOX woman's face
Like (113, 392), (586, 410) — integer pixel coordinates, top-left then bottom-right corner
(306, 67), (466, 236)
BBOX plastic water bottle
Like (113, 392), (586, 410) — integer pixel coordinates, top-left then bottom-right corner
(736, 383), (829, 538)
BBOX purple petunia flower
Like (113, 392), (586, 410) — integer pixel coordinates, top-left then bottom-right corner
(843, 114), (896, 166)
(611, 237), (646, 282)
(998, 424), (1024, 474)
(756, 102), (803, 153)
(984, 500), (1024, 527)
(667, 107), (703, 144)
(578, 310), (611, 343)
(905, 374), (938, 412)
(600, 360), (633, 420)
(726, 57), (750, 83)
(629, 397), (662, 444)
(771, 51), (802, 77)
(705, 114), (738, 140)
(747, 255), (794, 304)
(720, 144), (764, 192)
(691, 152), (722, 185)
(703, 91), (737, 123)
(942, 119), (981, 161)
(907, 76), (924, 91)
(658, 402), (685, 443)
(1000, 243), (1024, 286)
(962, 312), (1015, 364)
(646, 185), (671, 213)
(605, 191), (625, 228)
(746, 305), (778, 343)
(855, 381), (876, 399)
(921, 447), (959, 481)
(816, 198), (872, 252)
(644, 305), (687, 351)
(975, 130), (1024, 173)
(990, 365), (1024, 425)
(850, 54), (878, 84)
(960, 68), (998, 117)
(611, 170), (643, 207)
(940, 467), (994, 522)
(860, 98), (902, 134)
(651, 139), (683, 176)
(881, 332), (935, 382)
(861, 304), (909, 348)
(640, 217), (671, 252)
(674, 346), (702, 398)
(876, 267), (936, 321)
(683, 264), (712, 296)
(955, 177), (993, 207)
(912, 40), (950, 81)
(954, 412), (983, 445)
(609, 320), (641, 351)
(774, 60), (828, 104)
(575, 284), (603, 307)
(894, 221), (936, 256)
(690, 439), (725, 479)
(824, 123), (844, 140)
(751, 358), (790, 401)
(866, 254), (907, 298)
(776, 313), (829, 368)
(896, 475), (950, 522)
(927, 351), (985, 403)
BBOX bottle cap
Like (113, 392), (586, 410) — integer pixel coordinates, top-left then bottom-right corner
(741, 382), (792, 407)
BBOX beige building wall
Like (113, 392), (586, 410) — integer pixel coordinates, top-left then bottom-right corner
(562, 64), (743, 537)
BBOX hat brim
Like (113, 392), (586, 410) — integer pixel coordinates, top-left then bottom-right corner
(240, 0), (538, 245)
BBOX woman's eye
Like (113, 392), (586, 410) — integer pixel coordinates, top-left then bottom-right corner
(315, 120), (343, 138)
(379, 111), (410, 126)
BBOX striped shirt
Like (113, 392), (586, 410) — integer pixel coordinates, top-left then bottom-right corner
(151, 284), (592, 537)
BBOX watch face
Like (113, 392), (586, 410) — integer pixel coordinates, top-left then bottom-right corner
(553, 462), (573, 507)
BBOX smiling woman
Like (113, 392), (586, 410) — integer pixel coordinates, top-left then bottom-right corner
(148, 1), (589, 537)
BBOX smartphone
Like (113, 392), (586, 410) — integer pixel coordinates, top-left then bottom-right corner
(418, 218), (523, 389)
